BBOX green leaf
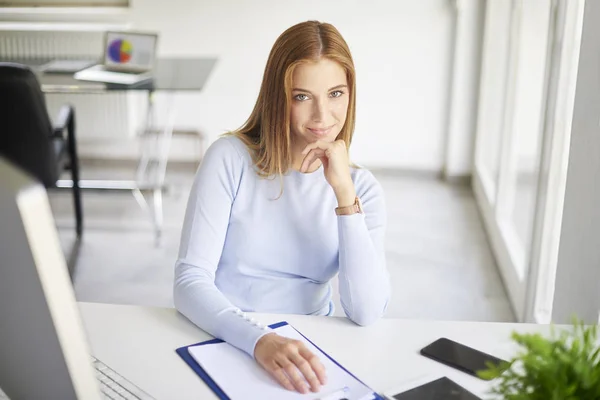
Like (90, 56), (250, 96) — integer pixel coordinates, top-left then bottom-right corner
(479, 317), (600, 399)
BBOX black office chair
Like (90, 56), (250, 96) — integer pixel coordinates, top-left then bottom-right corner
(0, 62), (83, 241)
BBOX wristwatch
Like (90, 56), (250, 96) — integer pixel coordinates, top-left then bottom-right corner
(335, 196), (364, 216)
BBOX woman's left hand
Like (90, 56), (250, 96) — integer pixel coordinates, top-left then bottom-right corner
(301, 139), (356, 206)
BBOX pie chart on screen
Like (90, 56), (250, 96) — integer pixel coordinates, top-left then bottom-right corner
(108, 39), (133, 64)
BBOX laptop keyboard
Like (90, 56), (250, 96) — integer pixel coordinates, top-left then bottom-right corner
(0, 357), (154, 400)
(93, 356), (155, 400)
(74, 65), (152, 85)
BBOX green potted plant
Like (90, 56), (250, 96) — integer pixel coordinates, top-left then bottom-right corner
(477, 319), (600, 399)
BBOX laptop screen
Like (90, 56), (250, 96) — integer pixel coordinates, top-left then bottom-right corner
(103, 32), (157, 71)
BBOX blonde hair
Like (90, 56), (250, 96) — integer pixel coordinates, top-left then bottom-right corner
(227, 20), (357, 178)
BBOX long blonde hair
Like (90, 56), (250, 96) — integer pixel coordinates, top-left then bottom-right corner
(228, 20), (357, 178)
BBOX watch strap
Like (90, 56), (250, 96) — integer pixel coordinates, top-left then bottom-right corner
(335, 196), (363, 215)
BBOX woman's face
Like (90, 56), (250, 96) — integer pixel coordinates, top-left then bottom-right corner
(289, 58), (349, 149)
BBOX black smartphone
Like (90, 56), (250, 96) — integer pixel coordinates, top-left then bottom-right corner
(388, 377), (481, 400)
(420, 338), (507, 380)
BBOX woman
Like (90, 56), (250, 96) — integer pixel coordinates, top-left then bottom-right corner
(174, 20), (390, 394)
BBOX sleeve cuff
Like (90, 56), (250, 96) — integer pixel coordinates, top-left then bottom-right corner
(337, 212), (365, 226)
(215, 309), (274, 358)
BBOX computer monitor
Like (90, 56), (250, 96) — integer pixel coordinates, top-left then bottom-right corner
(0, 158), (101, 399)
(73, 31), (158, 85)
(103, 31), (158, 73)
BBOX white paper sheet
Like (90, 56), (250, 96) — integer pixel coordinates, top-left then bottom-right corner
(188, 324), (376, 400)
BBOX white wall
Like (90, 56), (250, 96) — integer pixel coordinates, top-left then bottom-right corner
(129, 0), (456, 170)
(552, 0), (600, 324)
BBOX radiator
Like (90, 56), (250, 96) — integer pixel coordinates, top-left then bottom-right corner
(0, 30), (103, 59)
(0, 30), (143, 141)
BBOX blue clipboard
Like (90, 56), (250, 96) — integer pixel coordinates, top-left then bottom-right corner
(175, 321), (385, 400)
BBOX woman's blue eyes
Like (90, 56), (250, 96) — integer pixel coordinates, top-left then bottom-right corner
(293, 90), (344, 101)
(294, 94), (310, 101)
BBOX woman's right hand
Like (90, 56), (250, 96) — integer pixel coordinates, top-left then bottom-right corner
(254, 333), (328, 394)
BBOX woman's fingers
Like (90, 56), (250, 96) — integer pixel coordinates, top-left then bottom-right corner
(278, 358), (309, 393)
(300, 139), (348, 173)
(300, 140), (331, 172)
(289, 351), (322, 392)
(300, 148), (327, 172)
(254, 334), (327, 393)
(267, 363), (296, 392)
(299, 345), (328, 386)
(301, 139), (345, 156)
(302, 140), (326, 155)
(302, 140), (329, 155)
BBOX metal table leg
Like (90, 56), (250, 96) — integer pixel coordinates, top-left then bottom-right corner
(56, 90), (176, 246)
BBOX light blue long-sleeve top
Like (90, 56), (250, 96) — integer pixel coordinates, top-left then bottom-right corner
(173, 135), (390, 358)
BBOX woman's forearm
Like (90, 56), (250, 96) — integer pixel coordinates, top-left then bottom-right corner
(337, 214), (390, 325)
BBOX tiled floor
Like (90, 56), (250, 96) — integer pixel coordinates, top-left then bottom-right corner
(49, 163), (515, 323)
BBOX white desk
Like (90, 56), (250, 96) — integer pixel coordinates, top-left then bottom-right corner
(78, 302), (553, 399)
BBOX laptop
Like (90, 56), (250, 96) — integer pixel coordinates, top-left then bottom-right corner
(0, 157), (155, 400)
(74, 31), (158, 85)
(39, 59), (97, 74)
